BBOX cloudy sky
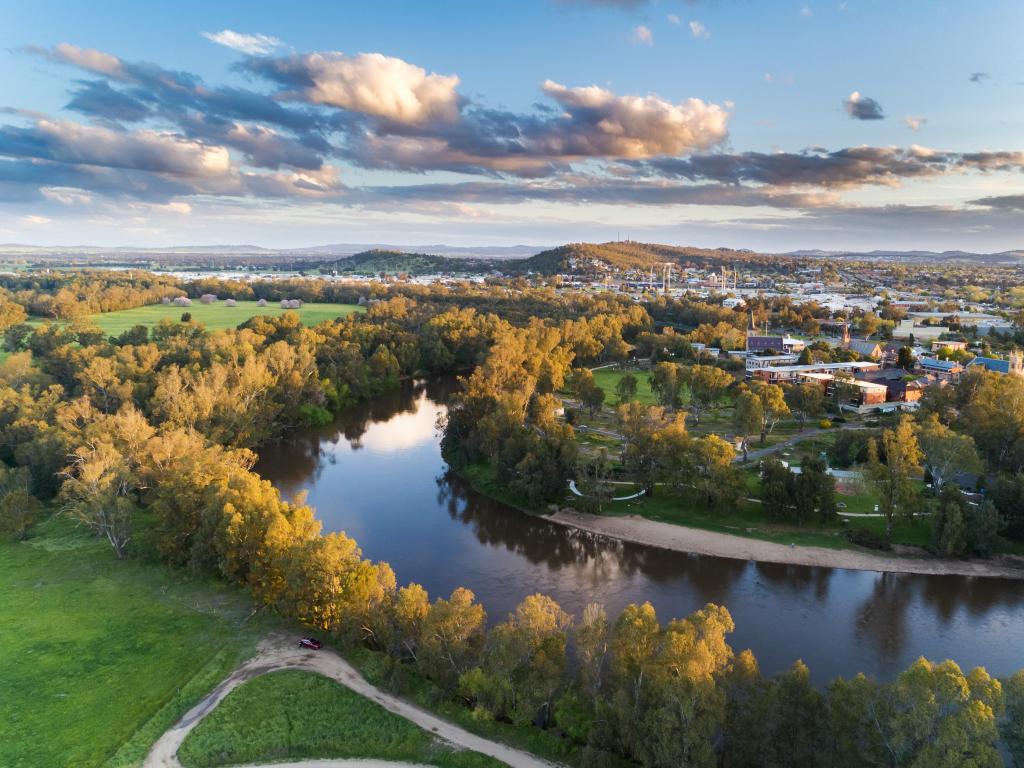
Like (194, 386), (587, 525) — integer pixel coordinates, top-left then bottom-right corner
(1, 0), (1022, 251)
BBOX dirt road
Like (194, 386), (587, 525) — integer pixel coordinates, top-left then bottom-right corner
(143, 635), (559, 768)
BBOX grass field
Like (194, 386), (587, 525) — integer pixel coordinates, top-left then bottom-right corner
(0, 516), (272, 768)
(178, 669), (503, 768)
(79, 301), (363, 336)
(590, 367), (658, 406)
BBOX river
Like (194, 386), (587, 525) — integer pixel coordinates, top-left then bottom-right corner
(255, 377), (1024, 684)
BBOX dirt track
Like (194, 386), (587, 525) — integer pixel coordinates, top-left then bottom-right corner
(143, 635), (559, 768)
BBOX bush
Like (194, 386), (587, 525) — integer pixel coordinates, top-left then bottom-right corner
(845, 528), (892, 551)
(297, 403), (333, 427)
(818, 419), (832, 429)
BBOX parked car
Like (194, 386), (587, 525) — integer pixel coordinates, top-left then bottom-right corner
(298, 637), (322, 650)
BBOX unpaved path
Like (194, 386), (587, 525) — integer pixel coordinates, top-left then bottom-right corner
(144, 635), (559, 768)
(548, 508), (1024, 579)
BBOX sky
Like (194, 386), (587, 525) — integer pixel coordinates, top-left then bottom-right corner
(1, 0), (1023, 251)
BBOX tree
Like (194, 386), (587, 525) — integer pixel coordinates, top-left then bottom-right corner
(759, 457), (793, 521)
(784, 382), (824, 429)
(685, 435), (741, 508)
(577, 448), (614, 513)
(615, 373), (638, 404)
(419, 587), (487, 691)
(732, 388), (762, 457)
(897, 346), (916, 371)
(856, 312), (881, 339)
(751, 381), (791, 444)
(793, 455), (837, 524)
(681, 364), (733, 424)
(0, 466), (41, 540)
(649, 361), (685, 410)
(867, 415), (924, 537)
(916, 413), (981, 491)
(931, 485), (968, 557)
(461, 594), (572, 726)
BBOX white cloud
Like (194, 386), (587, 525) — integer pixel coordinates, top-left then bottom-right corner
(539, 81), (730, 158)
(688, 20), (710, 39)
(904, 115), (927, 131)
(666, 13), (681, 25)
(23, 215), (51, 225)
(799, 4), (813, 16)
(631, 25), (654, 46)
(763, 72), (775, 83)
(41, 186), (92, 205)
(201, 30), (282, 55)
(48, 43), (125, 79)
(273, 52), (461, 124)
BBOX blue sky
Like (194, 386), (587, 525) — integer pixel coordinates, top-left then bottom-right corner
(1, 0), (1022, 250)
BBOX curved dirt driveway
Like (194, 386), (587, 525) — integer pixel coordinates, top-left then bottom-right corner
(144, 635), (559, 768)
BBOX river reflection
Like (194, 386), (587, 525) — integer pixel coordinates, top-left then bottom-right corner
(255, 378), (1024, 684)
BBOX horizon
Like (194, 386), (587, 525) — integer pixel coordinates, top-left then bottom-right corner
(2, 1), (1023, 250)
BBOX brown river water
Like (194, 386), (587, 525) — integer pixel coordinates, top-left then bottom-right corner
(255, 377), (1024, 684)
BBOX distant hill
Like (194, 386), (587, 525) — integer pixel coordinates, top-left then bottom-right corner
(784, 249), (1024, 264)
(510, 241), (772, 275)
(304, 249), (507, 276)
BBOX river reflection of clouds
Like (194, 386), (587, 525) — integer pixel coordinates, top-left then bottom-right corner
(256, 378), (1024, 684)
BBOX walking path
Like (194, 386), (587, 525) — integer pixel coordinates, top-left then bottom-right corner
(144, 635), (560, 768)
(546, 508), (1024, 579)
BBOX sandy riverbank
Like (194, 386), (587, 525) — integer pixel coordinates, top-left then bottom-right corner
(547, 509), (1024, 580)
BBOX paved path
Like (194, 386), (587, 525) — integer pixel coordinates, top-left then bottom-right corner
(144, 634), (559, 768)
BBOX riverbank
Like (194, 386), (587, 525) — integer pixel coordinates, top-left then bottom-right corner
(546, 508), (1024, 580)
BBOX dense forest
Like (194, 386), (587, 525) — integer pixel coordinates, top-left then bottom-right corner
(0, 271), (1021, 767)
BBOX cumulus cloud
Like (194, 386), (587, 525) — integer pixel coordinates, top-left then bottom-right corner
(537, 81), (729, 158)
(201, 30), (282, 55)
(245, 52), (462, 124)
(903, 115), (926, 131)
(630, 25), (654, 45)
(0, 119), (230, 177)
(688, 20), (710, 39)
(667, 13), (681, 25)
(843, 91), (885, 120)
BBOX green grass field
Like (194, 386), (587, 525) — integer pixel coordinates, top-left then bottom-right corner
(82, 301), (363, 336)
(590, 367), (658, 406)
(0, 516), (272, 768)
(178, 670), (503, 768)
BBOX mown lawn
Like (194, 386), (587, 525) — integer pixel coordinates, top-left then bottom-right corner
(84, 300), (363, 336)
(0, 516), (271, 768)
(590, 366), (658, 406)
(178, 669), (503, 768)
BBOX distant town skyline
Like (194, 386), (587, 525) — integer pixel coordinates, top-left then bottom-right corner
(1, 0), (1023, 250)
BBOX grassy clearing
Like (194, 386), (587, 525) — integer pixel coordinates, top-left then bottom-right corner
(590, 367), (658, 406)
(86, 301), (363, 336)
(178, 669), (504, 768)
(0, 516), (271, 768)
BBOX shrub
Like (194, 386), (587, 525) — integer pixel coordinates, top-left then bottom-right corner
(818, 419), (832, 429)
(297, 403), (333, 427)
(845, 528), (892, 551)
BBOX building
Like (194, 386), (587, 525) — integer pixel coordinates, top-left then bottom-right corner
(744, 353), (801, 374)
(931, 339), (968, 353)
(798, 372), (888, 407)
(749, 361), (880, 384)
(855, 368), (927, 403)
(917, 356), (964, 382)
(745, 334), (806, 354)
(893, 318), (948, 341)
(967, 351), (1024, 376)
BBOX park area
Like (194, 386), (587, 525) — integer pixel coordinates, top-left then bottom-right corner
(558, 364), (945, 553)
(81, 300), (363, 336)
